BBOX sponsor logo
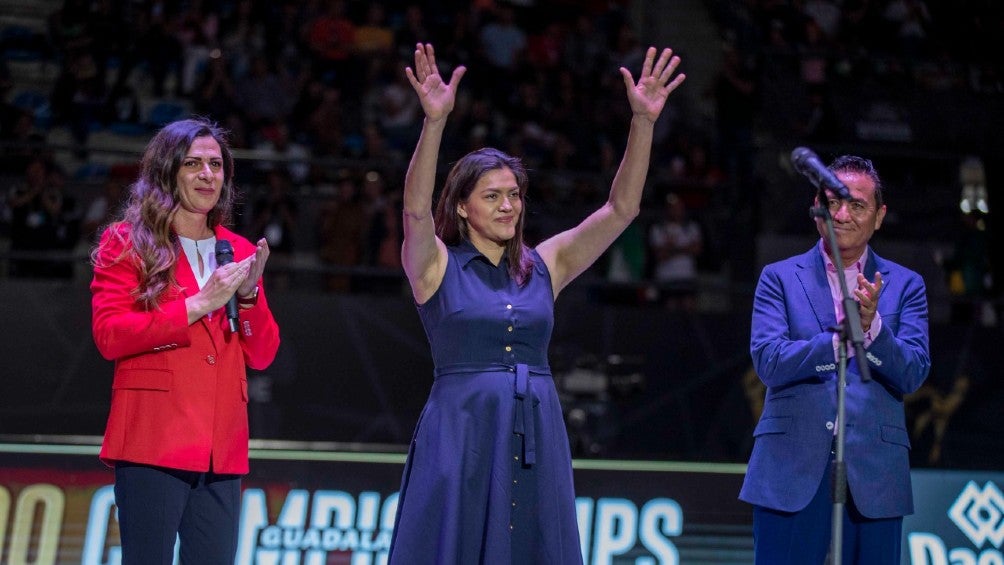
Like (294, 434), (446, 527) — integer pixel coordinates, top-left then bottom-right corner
(909, 481), (1004, 564)
(949, 481), (1004, 549)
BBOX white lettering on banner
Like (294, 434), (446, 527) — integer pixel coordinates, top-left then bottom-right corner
(1, 483), (64, 565)
(236, 489), (397, 564)
(909, 533), (1004, 565)
(640, 499), (683, 564)
(234, 490), (681, 564)
(593, 499), (638, 564)
(583, 498), (682, 564)
(69, 484), (681, 564)
(82, 485), (118, 565)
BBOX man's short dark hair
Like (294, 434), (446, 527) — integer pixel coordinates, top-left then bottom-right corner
(828, 155), (883, 208)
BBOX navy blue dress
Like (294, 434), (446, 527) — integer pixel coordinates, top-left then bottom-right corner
(388, 241), (583, 564)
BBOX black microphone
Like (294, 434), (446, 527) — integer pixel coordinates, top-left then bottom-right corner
(791, 147), (851, 200)
(214, 239), (240, 333)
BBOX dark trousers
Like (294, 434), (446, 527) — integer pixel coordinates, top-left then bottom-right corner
(752, 453), (903, 564)
(115, 462), (241, 565)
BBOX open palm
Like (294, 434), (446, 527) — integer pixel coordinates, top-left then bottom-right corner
(621, 47), (686, 123)
(405, 43), (466, 121)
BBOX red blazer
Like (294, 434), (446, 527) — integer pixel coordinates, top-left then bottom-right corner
(91, 223), (280, 474)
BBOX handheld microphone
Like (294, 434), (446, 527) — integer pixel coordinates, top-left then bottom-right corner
(791, 147), (851, 200)
(214, 239), (240, 333)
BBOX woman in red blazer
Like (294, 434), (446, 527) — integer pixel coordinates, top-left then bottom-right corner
(90, 118), (280, 565)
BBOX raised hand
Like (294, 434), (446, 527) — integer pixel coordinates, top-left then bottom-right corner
(189, 258), (249, 320)
(405, 43), (467, 122)
(237, 238), (270, 297)
(620, 47), (686, 123)
(856, 272), (884, 332)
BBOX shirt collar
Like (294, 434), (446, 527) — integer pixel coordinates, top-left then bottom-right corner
(455, 238), (508, 269)
(818, 239), (867, 273)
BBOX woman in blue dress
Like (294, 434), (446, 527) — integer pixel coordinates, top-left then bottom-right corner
(388, 43), (685, 564)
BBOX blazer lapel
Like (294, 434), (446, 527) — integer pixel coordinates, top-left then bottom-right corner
(796, 248), (837, 333)
(175, 238), (222, 348)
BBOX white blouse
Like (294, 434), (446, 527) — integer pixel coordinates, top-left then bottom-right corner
(178, 235), (218, 290)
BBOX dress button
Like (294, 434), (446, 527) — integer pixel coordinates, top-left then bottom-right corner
(206, 354), (216, 365)
(506, 304), (512, 310)
(507, 326), (513, 332)
(505, 345), (512, 352)
(825, 421), (834, 430)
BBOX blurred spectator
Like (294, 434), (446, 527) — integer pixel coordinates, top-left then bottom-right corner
(563, 13), (607, 90)
(606, 222), (646, 283)
(358, 170), (399, 268)
(372, 68), (422, 152)
(50, 49), (104, 151)
(254, 122), (311, 184)
(713, 42), (757, 201)
(175, 8), (218, 97)
(394, 4), (432, 61)
(306, 0), (356, 84)
(220, 0), (266, 80)
(508, 80), (564, 168)
(1, 63), (45, 174)
(305, 84), (346, 157)
(0, 110), (40, 175)
(249, 169), (299, 257)
(82, 176), (127, 242)
(104, 82), (141, 128)
(883, 0), (932, 59)
(235, 54), (296, 132)
(318, 174), (365, 292)
(193, 51), (238, 123)
(802, 0), (842, 40)
(479, 5), (527, 102)
(649, 193), (703, 310)
(6, 158), (79, 278)
(795, 86), (840, 142)
(354, 3), (394, 60)
(138, 4), (183, 98)
(440, 8), (479, 69)
(797, 19), (830, 93)
(249, 169), (299, 291)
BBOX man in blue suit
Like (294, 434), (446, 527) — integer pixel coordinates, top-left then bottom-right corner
(740, 155), (931, 564)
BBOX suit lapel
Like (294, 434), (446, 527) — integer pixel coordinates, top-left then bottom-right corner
(796, 247), (837, 332)
(863, 246), (890, 283)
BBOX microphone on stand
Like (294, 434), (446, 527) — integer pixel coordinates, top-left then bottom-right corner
(791, 147), (851, 200)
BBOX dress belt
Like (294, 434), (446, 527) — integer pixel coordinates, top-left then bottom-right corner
(434, 362), (551, 467)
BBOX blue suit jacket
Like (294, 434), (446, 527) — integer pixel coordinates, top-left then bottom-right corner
(739, 244), (931, 519)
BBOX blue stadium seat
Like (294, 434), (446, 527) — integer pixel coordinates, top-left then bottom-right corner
(144, 101), (189, 128)
(11, 89), (52, 128)
(0, 24), (48, 61)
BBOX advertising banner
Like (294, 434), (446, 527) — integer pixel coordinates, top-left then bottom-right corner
(6, 443), (1000, 564)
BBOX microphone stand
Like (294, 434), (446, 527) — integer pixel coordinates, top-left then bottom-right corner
(809, 188), (873, 565)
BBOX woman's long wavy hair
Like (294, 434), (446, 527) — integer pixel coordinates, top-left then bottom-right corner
(92, 118), (236, 309)
(433, 147), (534, 285)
